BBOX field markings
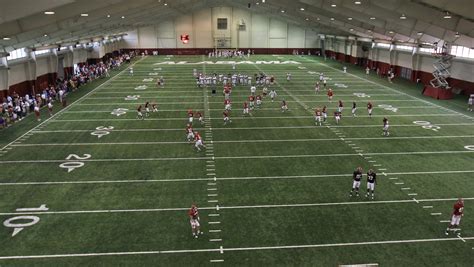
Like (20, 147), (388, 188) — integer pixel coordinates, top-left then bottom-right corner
(0, 170), (472, 186)
(1, 150), (472, 164)
(2, 197), (472, 216)
(13, 134), (474, 147)
(0, 57), (147, 153)
(32, 123), (474, 132)
(0, 236), (471, 260)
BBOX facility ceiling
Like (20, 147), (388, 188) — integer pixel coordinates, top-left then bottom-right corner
(0, 0), (473, 52)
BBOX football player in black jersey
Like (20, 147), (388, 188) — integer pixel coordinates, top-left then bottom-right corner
(366, 169), (377, 200)
(350, 167), (363, 197)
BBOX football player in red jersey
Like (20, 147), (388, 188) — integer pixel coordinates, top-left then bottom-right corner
(350, 167), (363, 197)
(338, 100), (344, 113)
(249, 95), (255, 110)
(334, 110), (341, 124)
(194, 131), (206, 151)
(223, 110), (231, 125)
(314, 108), (322, 126)
(243, 101), (250, 116)
(322, 106), (328, 122)
(187, 109), (194, 125)
(445, 198), (464, 235)
(281, 100), (288, 112)
(327, 88), (334, 102)
(367, 102), (373, 118)
(186, 124), (194, 142)
(196, 111), (204, 125)
(188, 204), (202, 238)
(137, 105), (144, 120)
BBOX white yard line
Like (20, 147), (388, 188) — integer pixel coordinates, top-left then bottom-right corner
(2, 197), (472, 216)
(0, 170), (472, 186)
(32, 123), (474, 132)
(0, 57), (147, 152)
(12, 135), (474, 147)
(0, 150), (472, 164)
(0, 237), (471, 260)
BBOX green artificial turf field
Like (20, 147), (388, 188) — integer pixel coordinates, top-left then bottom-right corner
(0, 54), (473, 266)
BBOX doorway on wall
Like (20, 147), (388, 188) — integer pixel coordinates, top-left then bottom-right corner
(400, 67), (412, 80)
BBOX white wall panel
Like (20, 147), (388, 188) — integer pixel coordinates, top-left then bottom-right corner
(157, 21), (176, 48)
(194, 9), (213, 48)
(395, 51), (413, 68)
(288, 25), (305, 48)
(138, 26), (157, 48)
(250, 14), (269, 48)
(175, 14), (195, 48)
(8, 63), (27, 85)
(35, 57), (49, 76)
(377, 49), (391, 63)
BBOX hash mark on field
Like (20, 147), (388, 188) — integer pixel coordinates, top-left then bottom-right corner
(422, 206), (433, 209)
(208, 214), (220, 217)
(208, 194), (218, 197)
(379, 168), (387, 171)
(408, 193), (418, 196)
(207, 183), (216, 186)
(210, 259), (224, 263)
(368, 160), (377, 163)
(209, 230), (221, 233)
(207, 173), (216, 176)
(395, 182), (404, 185)
(209, 221), (221, 224)
(389, 177), (398, 180)
(373, 164), (382, 167)
(431, 213), (442, 216)
(210, 239), (222, 242)
(207, 188), (218, 191)
(440, 220), (450, 223)
(208, 200), (219, 203)
(401, 188), (411, 190)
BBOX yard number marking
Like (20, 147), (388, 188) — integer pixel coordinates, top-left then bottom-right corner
(111, 108), (128, 116)
(464, 145), (474, 151)
(135, 85), (147, 90)
(413, 121), (441, 131)
(334, 83), (348, 88)
(125, 95), (140, 101)
(91, 126), (114, 138)
(354, 93), (371, 98)
(3, 204), (48, 237)
(378, 104), (398, 112)
(59, 154), (91, 173)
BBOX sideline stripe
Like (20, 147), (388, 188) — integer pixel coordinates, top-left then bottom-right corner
(0, 170), (472, 186)
(1, 197), (472, 216)
(0, 237), (471, 260)
(0, 150), (472, 164)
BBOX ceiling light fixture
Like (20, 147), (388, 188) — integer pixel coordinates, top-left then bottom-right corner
(44, 34), (48, 37)
(262, 0), (265, 3)
(330, 17), (335, 21)
(121, 16), (125, 19)
(107, 14), (111, 18)
(164, 3), (168, 6)
(81, 13), (88, 17)
(443, 11), (451, 19)
(370, 17), (376, 20)
(300, 7), (305, 11)
(354, 1), (361, 4)
(3, 37), (11, 40)
(44, 11), (55, 15)
(388, 31), (394, 34)
(400, 14), (406, 19)
(331, 4), (337, 7)
(350, 28), (354, 31)
(316, 17), (320, 20)
(348, 17), (353, 20)
(281, 10), (285, 13)
(305, 17), (309, 21)
(417, 32), (423, 35)
(454, 32), (460, 38)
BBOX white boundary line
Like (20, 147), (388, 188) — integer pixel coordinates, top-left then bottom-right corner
(0, 57), (147, 152)
(0, 150), (472, 164)
(2, 197), (472, 216)
(11, 135), (474, 147)
(29, 123), (474, 133)
(0, 236), (471, 260)
(0, 170), (472, 186)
